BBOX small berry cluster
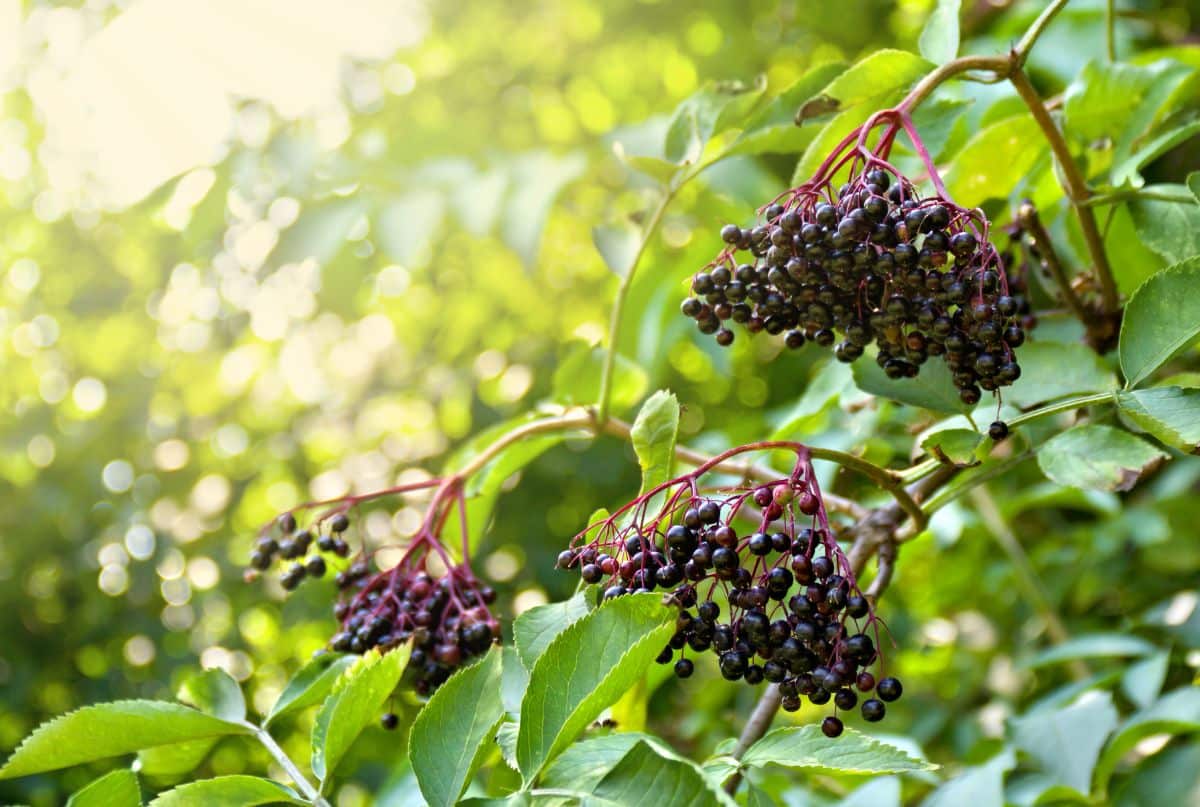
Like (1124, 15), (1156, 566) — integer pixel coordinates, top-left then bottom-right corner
(246, 512), (351, 590)
(557, 443), (901, 736)
(681, 108), (1032, 406)
(248, 477), (499, 700)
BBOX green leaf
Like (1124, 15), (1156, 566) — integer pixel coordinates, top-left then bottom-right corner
(921, 749), (1015, 807)
(664, 76), (768, 164)
(1112, 743), (1200, 807)
(921, 428), (982, 467)
(1120, 256), (1200, 386)
(542, 733), (649, 792)
(500, 151), (587, 266)
(147, 775), (305, 806)
(1189, 171), (1200, 203)
(592, 222), (642, 279)
(553, 343), (648, 415)
(515, 592), (677, 782)
(1112, 120), (1200, 188)
(918, 0), (961, 65)
(1093, 687), (1200, 793)
(374, 189), (447, 267)
(840, 776), (901, 807)
(136, 739), (218, 782)
(739, 725), (937, 774)
(178, 668), (245, 723)
(630, 390), (680, 493)
(1128, 185), (1200, 264)
(496, 721), (519, 771)
(67, 769), (141, 807)
(311, 646), (410, 788)
(747, 782), (779, 807)
(410, 647), (505, 807)
(1025, 634), (1158, 668)
(273, 196), (368, 265)
(1006, 342), (1118, 409)
(1118, 386), (1200, 452)
(1036, 424), (1167, 492)
(265, 653), (355, 727)
(1010, 690), (1118, 795)
(1063, 60), (1195, 144)
(724, 62), (847, 157)
(852, 349), (968, 413)
(513, 592), (592, 670)
(0, 701), (247, 780)
(592, 740), (736, 807)
(1121, 651), (1170, 710)
(943, 114), (1045, 207)
(501, 647), (530, 715)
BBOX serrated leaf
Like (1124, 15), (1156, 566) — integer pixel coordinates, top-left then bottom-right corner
(921, 428), (982, 467)
(943, 114), (1045, 207)
(1064, 60), (1195, 145)
(410, 648), (505, 807)
(723, 62), (847, 158)
(592, 740), (737, 807)
(1024, 634), (1158, 668)
(178, 668), (245, 723)
(147, 775), (305, 806)
(514, 592), (592, 670)
(1036, 424), (1167, 492)
(1128, 185), (1200, 264)
(1006, 342), (1118, 409)
(921, 749), (1015, 807)
(542, 733), (650, 792)
(67, 769), (141, 807)
(515, 593), (677, 782)
(552, 342), (648, 415)
(740, 725), (936, 774)
(918, 0), (961, 65)
(311, 646), (410, 788)
(265, 653), (355, 727)
(592, 222), (642, 279)
(630, 390), (680, 494)
(1118, 386), (1200, 452)
(664, 77), (768, 164)
(0, 701), (247, 780)
(852, 350), (968, 413)
(1121, 651), (1170, 710)
(496, 722), (519, 771)
(1093, 687), (1200, 793)
(1010, 690), (1118, 795)
(1120, 256), (1200, 387)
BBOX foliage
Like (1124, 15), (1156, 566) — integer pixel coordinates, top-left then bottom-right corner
(2, 1), (1200, 806)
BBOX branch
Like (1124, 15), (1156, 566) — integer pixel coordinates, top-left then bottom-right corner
(1017, 201), (1094, 328)
(248, 723), (331, 806)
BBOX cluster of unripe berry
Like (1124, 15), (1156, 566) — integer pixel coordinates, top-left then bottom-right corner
(246, 512), (351, 590)
(682, 165), (1032, 406)
(558, 451), (899, 735)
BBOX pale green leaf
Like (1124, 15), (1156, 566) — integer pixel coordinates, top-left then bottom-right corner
(513, 592), (592, 670)
(1093, 687), (1200, 793)
(592, 740), (737, 807)
(410, 648), (505, 807)
(921, 428), (982, 467)
(1064, 60), (1195, 144)
(664, 77), (768, 164)
(552, 343), (648, 415)
(1010, 690), (1118, 795)
(0, 701), (247, 780)
(265, 653), (355, 727)
(1005, 342), (1118, 409)
(1036, 424), (1167, 492)
(921, 748), (1014, 807)
(943, 114), (1045, 207)
(724, 62), (847, 157)
(1025, 634), (1158, 668)
(136, 739), (218, 782)
(500, 151), (586, 266)
(1118, 386), (1200, 452)
(496, 721), (519, 771)
(178, 668), (245, 723)
(1121, 652), (1170, 710)
(1119, 256), (1200, 386)
(740, 725), (937, 774)
(147, 775), (305, 806)
(630, 390), (680, 494)
(852, 349), (969, 413)
(67, 769), (141, 807)
(1128, 185), (1200, 264)
(592, 222), (642, 278)
(918, 0), (961, 65)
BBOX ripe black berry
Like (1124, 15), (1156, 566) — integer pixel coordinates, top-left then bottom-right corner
(381, 712), (399, 730)
(989, 420), (1009, 441)
(674, 658), (694, 678)
(821, 716), (844, 738)
(861, 698), (886, 722)
(877, 677), (903, 702)
(305, 556), (327, 577)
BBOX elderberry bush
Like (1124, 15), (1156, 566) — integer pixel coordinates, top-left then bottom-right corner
(681, 114), (1034, 406)
(557, 445), (901, 733)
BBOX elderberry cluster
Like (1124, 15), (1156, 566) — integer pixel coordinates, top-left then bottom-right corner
(558, 449), (901, 735)
(682, 167), (1032, 406)
(246, 512), (351, 590)
(330, 556), (499, 695)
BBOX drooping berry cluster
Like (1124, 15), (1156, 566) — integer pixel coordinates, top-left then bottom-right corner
(681, 109), (1032, 406)
(557, 443), (902, 736)
(248, 477), (499, 698)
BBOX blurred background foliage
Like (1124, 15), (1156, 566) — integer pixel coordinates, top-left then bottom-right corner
(0, 0), (1198, 804)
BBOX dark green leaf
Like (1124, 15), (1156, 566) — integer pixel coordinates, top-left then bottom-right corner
(943, 114), (1045, 207)
(515, 593), (677, 782)
(177, 668), (245, 723)
(739, 725), (936, 774)
(552, 343), (648, 415)
(513, 592), (592, 670)
(918, 0), (961, 65)
(592, 222), (642, 279)
(1128, 185), (1200, 264)
(147, 775), (305, 806)
(1118, 386), (1200, 452)
(853, 349), (968, 413)
(592, 740), (736, 806)
(1036, 424), (1167, 491)
(410, 648), (505, 807)
(630, 390), (680, 493)
(664, 77), (768, 164)
(1006, 342), (1118, 409)
(0, 701), (247, 780)
(66, 769), (141, 807)
(921, 748), (1014, 807)
(1010, 690), (1118, 795)
(1025, 634), (1158, 668)
(265, 653), (355, 727)
(1189, 171), (1200, 203)
(1119, 256), (1200, 386)
(311, 646), (410, 787)
(921, 428), (982, 467)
